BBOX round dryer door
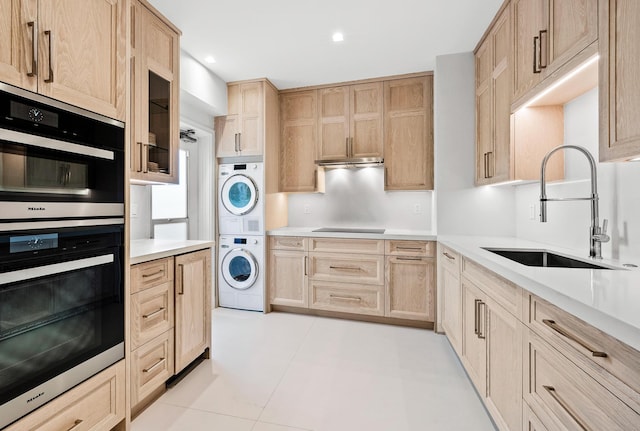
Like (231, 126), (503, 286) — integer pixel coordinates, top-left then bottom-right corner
(221, 174), (259, 216)
(221, 248), (259, 290)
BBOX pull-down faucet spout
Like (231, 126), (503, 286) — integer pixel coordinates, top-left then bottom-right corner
(540, 145), (609, 259)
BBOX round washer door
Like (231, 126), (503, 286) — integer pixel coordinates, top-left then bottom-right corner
(221, 248), (259, 290)
(221, 174), (259, 215)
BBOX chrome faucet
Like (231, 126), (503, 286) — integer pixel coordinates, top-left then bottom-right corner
(540, 145), (610, 259)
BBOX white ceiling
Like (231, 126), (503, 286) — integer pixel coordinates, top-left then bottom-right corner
(148, 0), (505, 90)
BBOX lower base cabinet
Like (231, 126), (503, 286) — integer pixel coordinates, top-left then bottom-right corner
(440, 241), (640, 431)
(4, 361), (125, 431)
(268, 237), (436, 325)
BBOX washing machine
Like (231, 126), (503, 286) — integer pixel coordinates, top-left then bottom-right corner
(218, 235), (264, 311)
(218, 162), (264, 235)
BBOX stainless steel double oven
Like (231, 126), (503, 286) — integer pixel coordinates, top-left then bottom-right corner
(0, 83), (125, 428)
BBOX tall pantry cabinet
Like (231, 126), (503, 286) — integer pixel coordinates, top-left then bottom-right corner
(0, 0), (127, 120)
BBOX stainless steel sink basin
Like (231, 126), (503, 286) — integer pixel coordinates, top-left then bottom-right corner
(312, 227), (385, 234)
(483, 248), (615, 270)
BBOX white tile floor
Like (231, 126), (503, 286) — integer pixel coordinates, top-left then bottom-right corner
(132, 308), (496, 431)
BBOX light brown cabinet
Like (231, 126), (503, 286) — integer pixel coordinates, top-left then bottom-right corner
(279, 90), (322, 192)
(4, 361), (125, 431)
(174, 249), (211, 374)
(0, 0), (126, 120)
(512, 0), (598, 107)
(439, 245), (462, 355)
(384, 240), (435, 322)
(130, 249), (211, 412)
(317, 82), (383, 160)
(268, 237), (309, 308)
(383, 75), (433, 190)
(475, 3), (564, 185)
(216, 80), (279, 157)
(130, 0), (181, 184)
(599, 0), (640, 161)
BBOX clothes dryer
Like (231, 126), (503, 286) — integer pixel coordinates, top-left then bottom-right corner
(218, 162), (264, 234)
(218, 235), (264, 311)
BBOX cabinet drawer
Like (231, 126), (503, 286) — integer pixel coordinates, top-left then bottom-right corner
(5, 361), (125, 431)
(309, 253), (384, 285)
(131, 257), (174, 293)
(309, 238), (384, 255)
(526, 330), (640, 431)
(385, 240), (435, 257)
(462, 258), (521, 319)
(439, 244), (460, 273)
(131, 281), (175, 349)
(528, 294), (640, 398)
(309, 280), (384, 316)
(269, 236), (308, 251)
(131, 330), (175, 407)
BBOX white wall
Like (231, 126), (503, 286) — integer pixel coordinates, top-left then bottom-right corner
(287, 168), (433, 230)
(434, 52), (516, 236)
(180, 51), (228, 118)
(515, 88), (640, 263)
(130, 185), (152, 240)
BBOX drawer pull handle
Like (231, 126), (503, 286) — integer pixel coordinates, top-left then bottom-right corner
(142, 269), (163, 278)
(67, 419), (83, 431)
(397, 246), (422, 251)
(443, 252), (456, 260)
(143, 307), (165, 319)
(280, 241), (301, 247)
(143, 357), (166, 373)
(330, 294), (362, 302)
(543, 385), (589, 431)
(396, 257), (422, 261)
(329, 265), (362, 272)
(542, 319), (607, 357)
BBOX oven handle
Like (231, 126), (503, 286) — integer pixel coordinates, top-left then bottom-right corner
(0, 128), (115, 160)
(0, 253), (114, 285)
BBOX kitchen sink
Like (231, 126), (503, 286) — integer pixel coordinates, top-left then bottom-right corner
(312, 227), (385, 234)
(483, 248), (615, 270)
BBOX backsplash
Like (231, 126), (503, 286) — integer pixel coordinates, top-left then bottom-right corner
(515, 88), (640, 263)
(287, 167), (434, 230)
(130, 185), (151, 240)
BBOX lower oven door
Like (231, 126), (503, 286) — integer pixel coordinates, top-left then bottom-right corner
(0, 224), (124, 428)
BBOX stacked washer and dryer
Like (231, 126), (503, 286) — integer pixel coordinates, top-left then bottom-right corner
(217, 162), (265, 312)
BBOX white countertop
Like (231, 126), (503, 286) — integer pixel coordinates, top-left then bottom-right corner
(267, 226), (437, 241)
(438, 235), (640, 351)
(130, 239), (215, 265)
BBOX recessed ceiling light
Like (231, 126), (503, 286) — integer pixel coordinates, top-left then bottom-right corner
(204, 56), (216, 64)
(332, 32), (344, 42)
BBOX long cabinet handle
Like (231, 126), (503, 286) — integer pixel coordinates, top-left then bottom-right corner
(443, 252), (456, 261)
(329, 294), (362, 302)
(533, 35), (541, 74)
(483, 153), (489, 179)
(345, 137), (349, 157)
(66, 419), (83, 431)
(237, 132), (242, 152)
(143, 357), (166, 373)
(137, 142), (143, 172)
(487, 151), (493, 178)
(539, 30), (548, 69)
(142, 307), (165, 319)
(44, 30), (54, 83)
(177, 263), (184, 295)
(329, 265), (362, 272)
(478, 301), (486, 339)
(543, 386), (589, 431)
(474, 299), (481, 335)
(27, 21), (37, 76)
(542, 319), (607, 357)
(304, 255), (308, 276)
(349, 137), (353, 157)
(142, 269), (163, 278)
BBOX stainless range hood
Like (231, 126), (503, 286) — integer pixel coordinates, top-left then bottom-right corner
(314, 157), (384, 168)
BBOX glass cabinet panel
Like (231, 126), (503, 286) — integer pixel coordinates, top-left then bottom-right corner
(148, 71), (170, 174)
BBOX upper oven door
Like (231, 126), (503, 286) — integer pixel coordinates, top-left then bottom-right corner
(0, 83), (124, 220)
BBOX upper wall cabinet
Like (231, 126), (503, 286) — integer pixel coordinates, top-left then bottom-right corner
(383, 75), (434, 190)
(317, 82), (384, 160)
(599, 0), (640, 161)
(279, 90), (322, 193)
(512, 0), (598, 109)
(0, 0), (126, 120)
(216, 80), (279, 158)
(130, 0), (181, 184)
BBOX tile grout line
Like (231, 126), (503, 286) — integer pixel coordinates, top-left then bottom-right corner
(253, 315), (320, 429)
